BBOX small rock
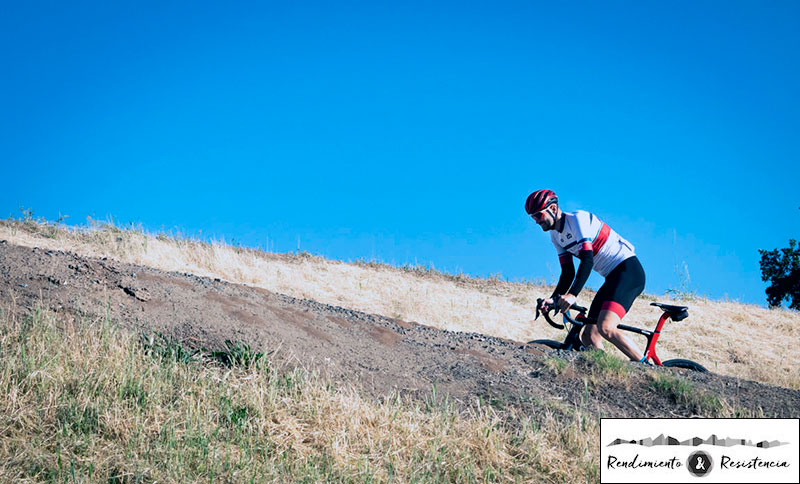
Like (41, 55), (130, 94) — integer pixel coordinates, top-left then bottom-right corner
(122, 286), (151, 302)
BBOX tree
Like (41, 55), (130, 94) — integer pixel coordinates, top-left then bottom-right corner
(759, 239), (800, 310)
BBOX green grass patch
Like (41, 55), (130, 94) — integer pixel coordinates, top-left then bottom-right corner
(209, 339), (264, 367)
(544, 356), (568, 375)
(582, 349), (631, 379)
(649, 373), (723, 415)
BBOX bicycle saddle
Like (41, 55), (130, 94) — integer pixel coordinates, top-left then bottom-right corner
(650, 302), (689, 321)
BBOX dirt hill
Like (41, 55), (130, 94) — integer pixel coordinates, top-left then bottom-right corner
(3, 219), (798, 392)
(2, 240), (797, 419)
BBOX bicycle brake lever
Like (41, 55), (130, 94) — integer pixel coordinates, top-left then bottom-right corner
(536, 298), (555, 320)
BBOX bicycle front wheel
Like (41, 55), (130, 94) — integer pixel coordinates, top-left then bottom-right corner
(526, 339), (564, 350)
(662, 358), (708, 373)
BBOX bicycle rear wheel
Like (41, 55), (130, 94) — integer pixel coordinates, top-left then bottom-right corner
(526, 339), (564, 350)
(662, 358), (708, 373)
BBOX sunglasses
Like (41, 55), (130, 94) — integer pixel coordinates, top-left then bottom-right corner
(531, 210), (549, 221)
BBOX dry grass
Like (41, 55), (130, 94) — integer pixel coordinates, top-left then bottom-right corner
(0, 300), (599, 483)
(2, 218), (799, 390)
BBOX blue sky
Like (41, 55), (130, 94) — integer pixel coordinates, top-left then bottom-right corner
(2, 1), (798, 306)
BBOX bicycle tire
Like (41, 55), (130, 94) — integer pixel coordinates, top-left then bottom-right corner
(662, 358), (708, 373)
(526, 339), (564, 350)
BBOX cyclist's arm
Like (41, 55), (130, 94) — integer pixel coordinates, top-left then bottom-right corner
(568, 245), (594, 296)
(551, 253), (575, 298)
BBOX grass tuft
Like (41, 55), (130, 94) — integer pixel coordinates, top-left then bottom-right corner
(543, 356), (568, 375)
(581, 349), (631, 380)
(209, 340), (264, 368)
(649, 373), (723, 415)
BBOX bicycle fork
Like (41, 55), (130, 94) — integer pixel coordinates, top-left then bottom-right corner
(561, 323), (586, 351)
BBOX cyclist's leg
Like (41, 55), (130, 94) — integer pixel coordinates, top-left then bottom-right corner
(594, 257), (646, 361)
(581, 322), (604, 350)
(596, 310), (642, 361)
(581, 286), (608, 349)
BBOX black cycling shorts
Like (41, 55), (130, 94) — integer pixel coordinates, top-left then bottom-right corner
(587, 256), (645, 320)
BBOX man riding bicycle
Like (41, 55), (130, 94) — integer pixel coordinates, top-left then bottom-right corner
(527, 189), (646, 362)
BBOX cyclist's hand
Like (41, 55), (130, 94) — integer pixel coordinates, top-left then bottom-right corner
(557, 294), (577, 312)
(538, 297), (554, 312)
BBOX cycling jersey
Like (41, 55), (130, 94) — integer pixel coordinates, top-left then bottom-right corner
(550, 210), (635, 277)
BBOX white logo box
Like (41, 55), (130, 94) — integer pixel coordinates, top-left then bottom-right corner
(600, 418), (799, 483)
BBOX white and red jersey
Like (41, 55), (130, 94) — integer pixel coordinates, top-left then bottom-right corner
(550, 210), (635, 277)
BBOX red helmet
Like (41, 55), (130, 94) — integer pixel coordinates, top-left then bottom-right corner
(525, 189), (558, 214)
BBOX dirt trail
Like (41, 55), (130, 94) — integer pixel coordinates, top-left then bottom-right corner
(1, 240), (798, 418)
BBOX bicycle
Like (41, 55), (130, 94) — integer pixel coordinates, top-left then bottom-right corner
(528, 295), (708, 372)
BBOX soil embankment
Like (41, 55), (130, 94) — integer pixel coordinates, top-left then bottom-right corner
(1, 240), (797, 418)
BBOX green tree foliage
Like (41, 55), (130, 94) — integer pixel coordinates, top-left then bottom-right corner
(759, 239), (800, 310)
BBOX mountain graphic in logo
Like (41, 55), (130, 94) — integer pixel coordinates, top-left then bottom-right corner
(607, 433), (788, 448)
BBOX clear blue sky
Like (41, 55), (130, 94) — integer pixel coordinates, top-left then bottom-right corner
(2, 1), (798, 306)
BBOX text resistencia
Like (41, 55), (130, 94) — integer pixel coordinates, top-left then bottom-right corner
(720, 456), (790, 469)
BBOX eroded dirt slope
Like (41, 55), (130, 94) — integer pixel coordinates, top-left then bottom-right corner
(1, 240), (798, 418)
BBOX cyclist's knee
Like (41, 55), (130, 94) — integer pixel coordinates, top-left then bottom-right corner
(596, 310), (621, 338)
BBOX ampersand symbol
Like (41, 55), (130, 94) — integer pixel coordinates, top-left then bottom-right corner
(687, 451), (713, 477)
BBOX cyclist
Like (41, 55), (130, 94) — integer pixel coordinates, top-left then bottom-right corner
(526, 189), (646, 361)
